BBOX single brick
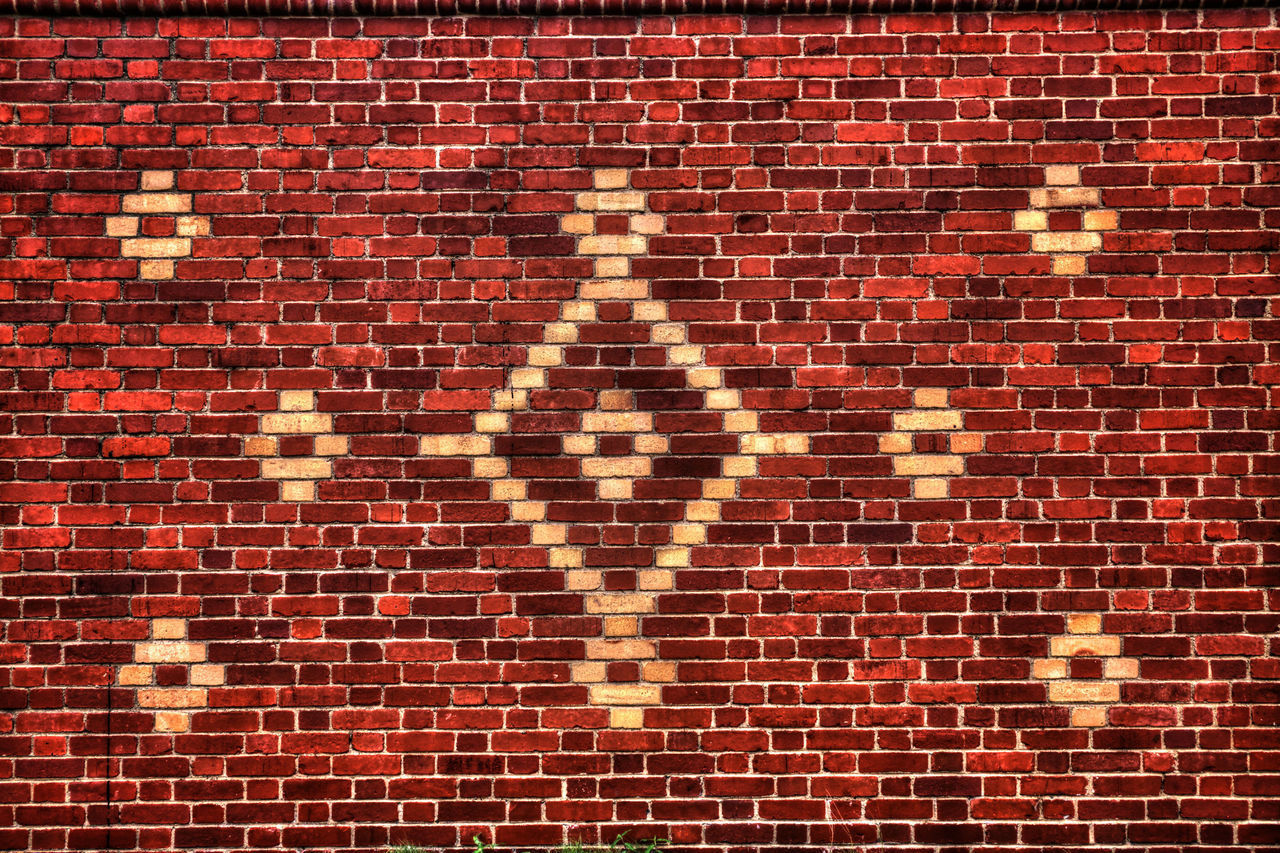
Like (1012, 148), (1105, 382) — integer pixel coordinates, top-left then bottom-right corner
(580, 279), (648, 300)
(1052, 255), (1087, 275)
(913, 388), (948, 408)
(585, 639), (656, 660)
(1033, 659), (1067, 680)
(530, 523), (566, 545)
(175, 215), (210, 237)
(1067, 613), (1102, 634)
(154, 711), (190, 733)
(1084, 209), (1118, 231)
(950, 433), (983, 454)
(510, 368), (548, 387)
(595, 256), (629, 278)
(314, 435), (348, 456)
(527, 346), (562, 367)
(137, 688), (207, 709)
(1048, 681), (1120, 704)
(189, 664), (225, 686)
(492, 480), (527, 501)
(571, 661), (606, 683)
(566, 570), (601, 591)
(583, 412), (653, 433)
(894, 411), (962, 432)
(121, 193), (191, 214)
(588, 684), (660, 706)
(894, 455), (964, 477)
(279, 390), (315, 412)
(629, 214), (663, 235)
(561, 213), (594, 234)
(106, 216), (138, 237)
(1032, 231), (1101, 253)
(262, 413), (332, 434)
(513, 502), (547, 522)
(492, 389), (528, 411)
(550, 547), (583, 568)
(585, 594), (655, 615)
(643, 661), (676, 683)
(701, 479), (734, 500)
(913, 478), (948, 499)
(724, 411), (758, 433)
(578, 235), (646, 255)
(1104, 658), (1139, 679)
(706, 390), (739, 410)
(135, 642), (206, 664)
(604, 616), (638, 636)
(140, 170), (174, 190)
(1013, 210), (1046, 231)
(281, 481), (314, 502)
(244, 436), (277, 456)
(1030, 187), (1100, 208)
(594, 169), (629, 190)
(420, 435), (491, 455)
(610, 708), (644, 729)
(475, 412), (509, 433)
(152, 619), (186, 640)
(577, 191), (645, 212)
(118, 665), (153, 686)
(261, 458), (331, 480)
(582, 457), (650, 478)
(1070, 707), (1107, 727)
(686, 501), (721, 522)
(472, 458), (508, 478)
(1050, 635), (1122, 657)
(633, 301), (666, 322)
(638, 570), (673, 591)
(1045, 165), (1081, 185)
(139, 260), (174, 280)
(722, 457), (755, 478)
(879, 433), (912, 454)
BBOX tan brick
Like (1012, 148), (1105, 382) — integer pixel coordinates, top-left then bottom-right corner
(1084, 209), (1117, 231)
(530, 523), (566, 545)
(706, 389), (739, 410)
(585, 638), (655, 660)
(1045, 165), (1081, 186)
(138, 260), (174, 280)
(702, 479), (734, 500)
(742, 434), (810, 455)
(589, 684), (660, 705)
(686, 368), (723, 389)
(1050, 635), (1121, 657)
(722, 457), (756, 478)
(314, 435), (348, 456)
(638, 569), (673, 591)
(577, 191), (645, 212)
(561, 213), (594, 234)
(686, 501), (720, 522)
(510, 367), (547, 387)
(913, 388), (949, 408)
(642, 661), (676, 683)
(950, 433), (983, 454)
(1032, 231), (1101, 253)
(135, 642), (205, 664)
(595, 256), (629, 278)
(1070, 706), (1107, 727)
(140, 170), (174, 190)
(123, 229), (186, 255)
(1052, 255), (1087, 276)
(512, 502), (546, 522)
(1048, 681), (1119, 704)
(175, 215), (210, 237)
(582, 457), (651, 478)
(598, 390), (633, 411)
(1067, 613), (1102, 634)
(586, 594), (655, 615)
(594, 169), (629, 190)
(153, 619), (186, 640)
(563, 435), (596, 455)
(549, 547), (582, 568)
(262, 413), (332, 434)
(656, 547), (690, 568)
(527, 346), (562, 367)
(604, 616), (638, 636)
(598, 480), (632, 500)
(1032, 659), (1067, 680)
(122, 193), (191, 214)
(567, 570), (601, 591)
(724, 411), (758, 433)
(118, 664), (153, 686)
(581, 279), (647, 300)
(154, 711), (190, 733)
(138, 687), (207, 709)
(894, 455), (964, 477)
(571, 661), (606, 683)
(475, 412), (509, 433)
(879, 432), (912, 454)
(672, 523), (706, 545)
(667, 345), (703, 364)
(578, 235), (646, 255)
(189, 664), (225, 686)
(472, 458), (508, 478)
(1105, 657), (1139, 679)
(492, 389), (528, 411)
(281, 481), (314, 502)
(262, 457), (332, 480)
(491, 480), (526, 501)
(634, 435), (668, 455)
(894, 410), (962, 431)
(1030, 187), (1100, 208)
(1013, 210), (1046, 231)
(652, 324), (686, 345)
(420, 434), (490, 456)
(279, 390), (315, 412)
(543, 323), (579, 344)
(610, 707), (644, 728)
(913, 478), (948, 499)
(629, 214), (663, 235)
(583, 412), (652, 433)
(106, 216), (139, 237)
(632, 301), (666, 322)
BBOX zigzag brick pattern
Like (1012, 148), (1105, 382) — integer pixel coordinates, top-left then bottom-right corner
(0, 9), (1278, 853)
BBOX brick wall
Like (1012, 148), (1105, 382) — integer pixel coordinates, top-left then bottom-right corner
(1, 8), (1278, 852)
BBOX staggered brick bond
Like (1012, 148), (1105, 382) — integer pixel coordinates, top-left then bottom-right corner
(1, 8), (1279, 853)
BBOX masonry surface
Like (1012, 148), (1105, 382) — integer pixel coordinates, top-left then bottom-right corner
(0, 9), (1278, 853)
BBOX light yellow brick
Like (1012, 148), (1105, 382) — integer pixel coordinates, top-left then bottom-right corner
(577, 191), (645, 212)
(564, 435), (597, 455)
(510, 368), (546, 388)
(638, 569), (673, 591)
(1030, 187), (1100, 208)
(472, 458), (508, 478)
(722, 457), (756, 478)
(642, 660), (676, 683)
(724, 411), (758, 433)
(550, 547), (582, 568)
(154, 711), (190, 733)
(595, 256), (629, 278)
(879, 433), (912, 454)
(629, 214), (663, 235)
(668, 345), (703, 364)
(571, 661), (606, 683)
(583, 457), (651, 478)
(175, 215), (210, 237)
(530, 523), (566, 545)
(491, 480), (526, 501)
(610, 707), (644, 728)
(122, 193), (191, 214)
(581, 279), (648, 301)
(1105, 658), (1139, 679)
(135, 642), (206, 664)
(1067, 613), (1102, 635)
(139, 260), (175, 280)
(1032, 231), (1101, 253)
(1049, 681), (1119, 704)
(594, 169), (629, 190)
(1045, 165), (1081, 186)
(262, 413), (332, 435)
(579, 235), (646, 255)
(672, 523), (706, 545)
(657, 547), (690, 568)
(894, 411), (962, 432)
(651, 324), (686, 345)
(118, 664), (153, 686)
(543, 323), (579, 344)
(913, 478), (948, 499)
(586, 594), (655, 615)
(281, 481), (314, 502)
(894, 455), (963, 477)
(561, 213), (595, 234)
(528, 346), (562, 367)
(492, 389), (528, 411)
(189, 664), (225, 686)
(913, 388), (949, 408)
(583, 411), (652, 433)
(475, 412), (509, 433)
(138, 688), (207, 709)
(585, 638), (655, 660)
(686, 501), (720, 522)
(279, 390), (314, 412)
(140, 170), (174, 190)
(314, 435), (348, 456)
(702, 479), (734, 500)
(950, 433), (983, 454)
(106, 216), (138, 237)
(153, 619), (186, 640)
(420, 434), (491, 456)
(512, 502), (546, 522)
(742, 434), (810, 455)
(632, 301), (666, 322)
(1070, 706), (1107, 727)
(589, 684), (660, 705)
(262, 458), (332, 480)
(1050, 635), (1122, 658)
(1084, 209), (1117, 231)
(686, 368), (723, 389)
(1013, 210), (1046, 231)
(567, 570), (601, 591)
(121, 238), (189, 259)
(599, 482), (637, 502)
(706, 389), (739, 410)
(1052, 255), (1087, 276)
(634, 435), (668, 455)
(1033, 659), (1067, 680)
(604, 616), (638, 636)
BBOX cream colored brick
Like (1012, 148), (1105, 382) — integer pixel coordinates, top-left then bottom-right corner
(1033, 659), (1067, 680)
(594, 169), (629, 190)
(1052, 255), (1087, 276)
(657, 547), (690, 568)
(122, 193), (191, 214)
(913, 388), (948, 408)
(642, 660), (676, 683)
(1050, 635), (1122, 658)
(579, 235), (646, 255)
(702, 479), (734, 500)
(638, 569), (673, 591)
(1032, 231), (1101, 253)
(583, 412), (652, 433)
(1049, 681), (1119, 704)
(561, 213), (594, 234)
(571, 661), (606, 683)
(1084, 209), (1117, 231)
(894, 455), (963, 477)
(262, 413), (332, 434)
(138, 688), (207, 709)
(742, 434), (810, 455)
(473, 458), (508, 478)
(492, 389), (528, 411)
(686, 501), (720, 522)
(599, 482), (634, 503)
(564, 435), (597, 455)
(1013, 210), (1046, 231)
(550, 547), (582, 568)
(154, 711), (190, 733)
(604, 616), (638, 636)
(629, 214), (663, 235)
(1067, 613), (1102, 635)
(510, 368), (547, 388)
(278, 390), (313, 412)
(543, 323), (579, 344)
(175, 215), (210, 237)
(722, 457), (756, 478)
(153, 619), (186, 640)
(1105, 658), (1139, 679)
(281, 481), (314, 502)
(1070, 706), (1107, 727)
(118, 664), (153, 686)
(913, 478), (948, 499)
(1045, 165), (1081, 186)
(586, 594), (655, 615)
(262, 458), (332, 480)
(668, 345), (703, 364)
(598, 390), (633, 411)
(894, 411), (962, 432)
(135, 642), (205, 664)
(610, 707), (644, 728)
(706, 389), (739, 410)
(189, 664), (225, 686)
(595, 256), (629, 278)
(527, 346), (562, 367)
(585, 638), (656, 660)
(530, 523), (566, 545)
(673, 523), (706, 545)
(632, 301), (666, 322)
(420, 434), (491, 456)
(314, 435), (348, 456)
(475, 412), (509, 433)
(1030, 187), (1100, 208)
(581, 279), (648, 301)
(106, 216), (138, 237)
(492, 480), (527, 501)
(879, 433), (912, 454)
(583, 457), (651, 478)
(652, 324), (686, 345)
(577, 191), (645, 212)
(121, 238), (190, 258)
(512, 502), (546, 522)
(140, 170), (174, 190)
(139, 260), (175, 280)
(686, 368), (723, 389)
(567, 570), (601, 591)
(724, 411), (758, 432)
(634, 435), (668, 455)
(589, 684), (660, 705)
(950, 433), (983, 454)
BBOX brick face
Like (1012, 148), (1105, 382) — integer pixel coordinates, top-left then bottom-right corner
(1, 8), (1279, 853)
